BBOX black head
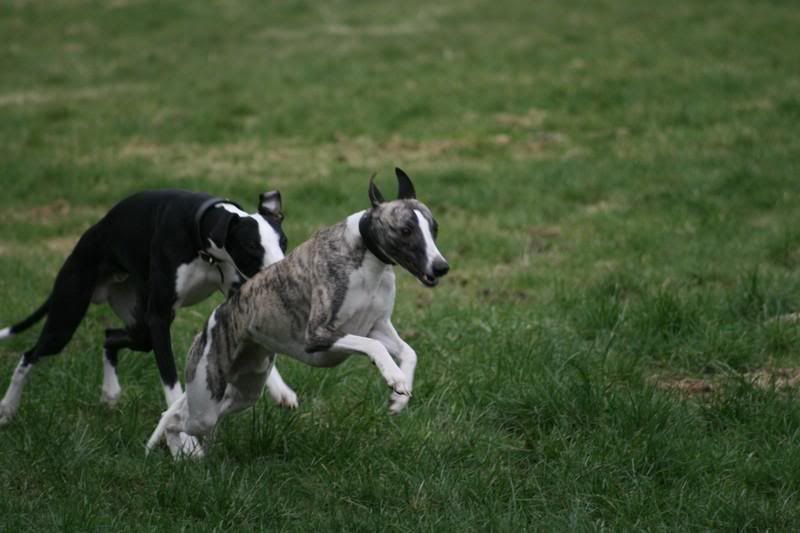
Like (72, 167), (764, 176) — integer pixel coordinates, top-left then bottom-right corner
(361, 168), (449, 287)
(205, 191), (287, 280)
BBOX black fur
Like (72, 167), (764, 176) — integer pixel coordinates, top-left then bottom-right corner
(2, 189), (285, 393)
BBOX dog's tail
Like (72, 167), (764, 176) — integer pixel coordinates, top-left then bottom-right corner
(0, 298), (50, 340)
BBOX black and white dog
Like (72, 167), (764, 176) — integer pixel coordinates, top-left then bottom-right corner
(147, 169), (449, 458)
(0, 189), (298, 427)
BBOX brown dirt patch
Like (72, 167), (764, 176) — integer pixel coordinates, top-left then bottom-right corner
(653, 368), (800, 396)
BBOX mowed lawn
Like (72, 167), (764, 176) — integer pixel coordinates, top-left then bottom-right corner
(2, 0), (800, 530)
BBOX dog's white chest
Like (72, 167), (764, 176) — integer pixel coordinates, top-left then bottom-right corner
(174, 259), (226, 308)
(336, 266), (395, 336)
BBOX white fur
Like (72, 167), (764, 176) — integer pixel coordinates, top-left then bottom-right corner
(368, 320), (417, 414)
(266, 366), (298, 408)
(148, 321), (277, 458)
(160, 380), (202, 456)
(329, 334), (409, 395)
(100, 352), (122, 407)
(217, 204), (284, 269)
(253, 213), (285, 268)
(147, 209), (433, 458)
(162, 382), (183, 406)
(0, 327), (10, 340)
(173, 258), (229, 308)
(0, 357), (32, 425)
(414, 209), (445, 271)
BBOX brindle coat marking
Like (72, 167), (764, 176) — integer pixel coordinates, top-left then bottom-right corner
(147, 169), (450, 458)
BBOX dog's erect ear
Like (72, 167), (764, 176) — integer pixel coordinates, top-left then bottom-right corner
(368, 173), (385, 207)
(259, 191), (284, 221)
(208, 212), (236, 249)
(395, 167), (416, 200)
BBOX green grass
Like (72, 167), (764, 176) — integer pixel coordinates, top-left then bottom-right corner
(2, 0), (800, 530)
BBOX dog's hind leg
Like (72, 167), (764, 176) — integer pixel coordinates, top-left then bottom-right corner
(100, 328), (150, 407)
(0, 253), (98, 425)
(100, 329), (125, 407)
(0, 354), (35, 425)
(100, 280), (142, 407)
(146, 393), (204, 459)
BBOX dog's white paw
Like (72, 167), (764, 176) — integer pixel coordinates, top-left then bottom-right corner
(268, 385), (299, 409)
(0, 400), (18, 427)
(100, 388), (121, 408)
(0, 405), (13, 427)
(166, 431), (204, 460)
(387, 373), (411, 397)
(388, 391), (411, 415)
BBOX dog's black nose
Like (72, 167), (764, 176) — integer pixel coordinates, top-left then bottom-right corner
(432, 259), (450, 278)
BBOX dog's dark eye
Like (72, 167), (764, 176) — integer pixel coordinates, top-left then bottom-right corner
(245, 241), (261, 252)
(401, 227), (412, 236)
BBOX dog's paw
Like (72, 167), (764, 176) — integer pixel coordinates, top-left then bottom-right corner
(0, 402), (15, 427)
(388, 376), (411, 397)
(100, 388), (121, 408)
(167, 431), (204, 460)
(268, 385), (299, 410)
(388, 391), (411, 415)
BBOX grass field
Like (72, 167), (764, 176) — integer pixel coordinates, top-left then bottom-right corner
(2, 0), (800, 530)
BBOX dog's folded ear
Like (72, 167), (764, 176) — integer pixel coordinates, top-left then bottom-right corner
(368, 173), (385, 207)
(208, 212), (237, 249)
(395, 167), (416, 200)
(259, 191), (284, 221)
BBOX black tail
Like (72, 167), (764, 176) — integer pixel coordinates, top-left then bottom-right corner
(1, 298), (50, 339)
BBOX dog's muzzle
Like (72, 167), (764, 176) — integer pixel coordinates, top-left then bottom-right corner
(420, 258), (449, 287)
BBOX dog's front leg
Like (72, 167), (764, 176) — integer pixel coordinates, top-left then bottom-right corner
(323, 334), (410, 396)
(146, 274), (201, 454)
(144, 270), (183, 406)
(368, 320), (417, 414)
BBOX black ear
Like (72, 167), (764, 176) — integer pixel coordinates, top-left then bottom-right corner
(368, 173), (385, 207)
(208, 212), (236, 249)
(395, 167), (416, 199)
(259, 190), (283, 221)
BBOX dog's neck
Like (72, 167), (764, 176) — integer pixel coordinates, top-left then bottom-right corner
(194, 198), (228, 253)
(356, 210), (396, 266)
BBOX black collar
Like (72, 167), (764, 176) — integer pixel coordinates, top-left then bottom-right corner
(359, 211), (395, 265)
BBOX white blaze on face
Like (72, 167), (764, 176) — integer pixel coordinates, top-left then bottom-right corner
(414, 209), (444, 270)
(252, 213), (285, 268)
(217, 204), (285, 269)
